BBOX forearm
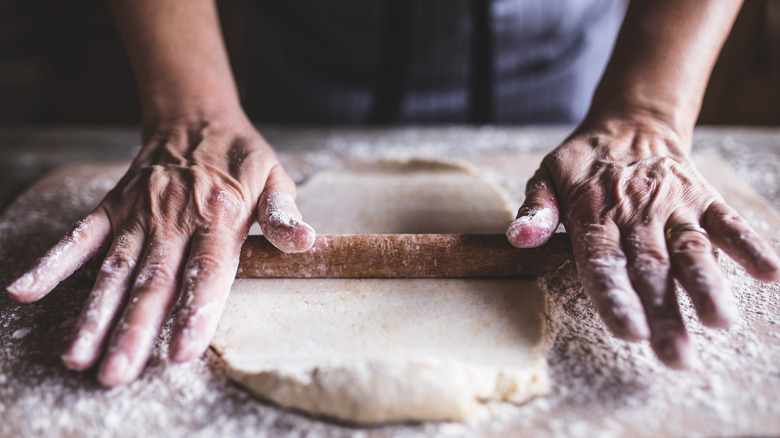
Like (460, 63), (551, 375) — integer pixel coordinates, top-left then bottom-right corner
(586, 0), (743, 143)
(108, 0), (240, 124)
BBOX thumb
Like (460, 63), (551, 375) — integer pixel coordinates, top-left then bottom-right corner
(506, 165), (560, 248)
(257, 165), (316, 253)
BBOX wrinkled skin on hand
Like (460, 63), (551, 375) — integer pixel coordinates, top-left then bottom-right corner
(507, 118), (780, 367)
(7, 112), (315, 386)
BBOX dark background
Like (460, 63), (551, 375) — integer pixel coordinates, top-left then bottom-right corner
(1, 0), (779, 125)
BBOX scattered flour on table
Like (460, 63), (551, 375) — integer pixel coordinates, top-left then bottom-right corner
(11, 327), (30, 339)
(0, 130), (779, 437)
(698, 130), (780, 212)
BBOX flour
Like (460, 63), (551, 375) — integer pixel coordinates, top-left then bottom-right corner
(506, 207), (559, 248)
(1, 128), (780, 437)
(525, 253), (780, 437)
(11, 327), (30, 339)
(258, 191), (315, 253)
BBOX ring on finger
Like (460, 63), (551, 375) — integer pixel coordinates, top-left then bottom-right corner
(665, 223), (709, 242)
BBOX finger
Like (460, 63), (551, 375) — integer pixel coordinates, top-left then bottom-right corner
(169, 226), (241, 363)
(257, 165), (315, 253)
(507, 165), (560, 248)
(7, 210), (111, 302)
(665, 218), (736, 328)
(702, 201), (780, 282)
(61, 228), (145, 371)
(623, 226), (692, 369)
(97, 232), (188, 387)
(569, 220), (650, 341)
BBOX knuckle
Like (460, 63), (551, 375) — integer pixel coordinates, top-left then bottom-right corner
(101, 253), (137, 278)
(632, 251), (670, 273)
(133, 261), (176, 289)
(624, 174), (660, 200)
(208, 187), (245, 213)
(578, 222), (619, 246)
(576, 227), (627, 273)
(59, 219), (92, 247)
(230, 137), (271, 166)
(585, 247), (627, 269)
(206, 201), (249, 230)
(722, 212), (747, 228)
(564, 183), (611, 221)
(268, 163), (292, 182)
(184, 254), (226, 279)
(670, 233), (711, 253)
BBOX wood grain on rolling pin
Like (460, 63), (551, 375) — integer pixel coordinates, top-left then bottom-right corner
(237, 234), (577, 278)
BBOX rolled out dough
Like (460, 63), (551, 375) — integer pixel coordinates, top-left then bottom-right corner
(211, 160), (550, 423)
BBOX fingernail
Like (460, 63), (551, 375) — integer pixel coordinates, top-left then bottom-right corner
(758, 256), (780, 281)
(698, 296), (733, 329)
(654, 334), (693, 369)
(294, 221), (316, 250)
(7, 272), (36, 300)
(170, 320), (196, 363)
(700, 276), (739, 328)
(62, 335), (97, 370)
(266, 219), (316, 253)
(506, 207), (557, 248)
(171, 300), (221, 363)
(718, 300), (740, 327)
(170, 337), (203, 363)
(98, 352), (132, 387)
(618, 314), (651, 342)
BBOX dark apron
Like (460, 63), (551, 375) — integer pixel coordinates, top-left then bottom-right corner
(245, 0), (626, 124)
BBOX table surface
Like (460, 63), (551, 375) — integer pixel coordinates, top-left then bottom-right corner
(2, 125), (780, 212)
(1, 126), (779, 438)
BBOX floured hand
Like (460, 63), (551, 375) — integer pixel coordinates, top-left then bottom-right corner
(507, 117), (780, 368)
(6, 110), (315, 386)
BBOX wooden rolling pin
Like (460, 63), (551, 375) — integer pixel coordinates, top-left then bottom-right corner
(237, 233), (577, 278)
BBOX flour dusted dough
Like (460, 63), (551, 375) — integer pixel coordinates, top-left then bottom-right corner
(211, 160), (550, 423)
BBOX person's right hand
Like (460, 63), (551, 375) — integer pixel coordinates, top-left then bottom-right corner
(7, 108), (316, 386)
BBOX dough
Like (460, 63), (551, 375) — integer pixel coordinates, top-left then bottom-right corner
(211, 160), (550, 423)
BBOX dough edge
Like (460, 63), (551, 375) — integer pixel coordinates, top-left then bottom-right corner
(221, 354), (550, 424)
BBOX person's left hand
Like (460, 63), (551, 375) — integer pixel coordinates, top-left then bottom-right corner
(506, 116), (780, 367)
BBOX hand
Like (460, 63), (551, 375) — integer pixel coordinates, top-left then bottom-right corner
(6, 109), (316, 386)
(507, 116), (780, 367)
